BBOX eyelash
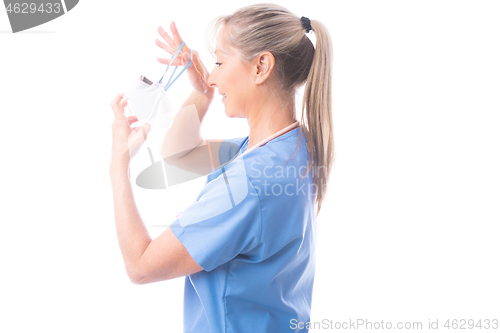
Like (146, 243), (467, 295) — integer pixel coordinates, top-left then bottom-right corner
(215, 62), (222, 67)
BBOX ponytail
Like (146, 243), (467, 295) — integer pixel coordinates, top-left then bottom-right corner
(298, 19), (334, 216)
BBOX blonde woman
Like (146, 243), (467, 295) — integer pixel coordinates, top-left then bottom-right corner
(109, 3), (333, 332)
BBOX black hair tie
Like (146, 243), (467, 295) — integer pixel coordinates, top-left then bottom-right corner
(301, 16), (312, 33)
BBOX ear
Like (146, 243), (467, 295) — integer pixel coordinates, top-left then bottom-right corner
(253, 51), (275, 85)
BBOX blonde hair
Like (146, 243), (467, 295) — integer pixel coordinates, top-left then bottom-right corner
(206, 3), (334, 216)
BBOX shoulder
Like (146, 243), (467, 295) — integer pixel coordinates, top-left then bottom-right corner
(243, 128), (310, 182)
(240, 129), (313, 204)
(221, 136), (247, 147)
(219, 136), (248, 166)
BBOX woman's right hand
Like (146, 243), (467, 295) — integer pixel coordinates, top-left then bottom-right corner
(156, 22), (214, 96)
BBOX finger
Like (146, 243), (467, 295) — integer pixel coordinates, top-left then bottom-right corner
(181, 53), (188, 66)
(132, 124), (150, 134)
(155, 38), (175, 55)
(158, 26), (178, 52)
(110, 93), (126, 119)
(127, 115), (138, 125)
(170, 21), (190, 54)
(177, 52), (190, 66)
(157, 57), (181, 66)
(183, 52), (202, 77)
(128, 125), (151, 147)
(111, 93), (125, 105)
(120, 97), (129, 109)
(128, 126), (149, 158)
(142, 123), (152, 137)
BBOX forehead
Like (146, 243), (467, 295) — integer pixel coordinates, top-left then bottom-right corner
(214, 27), (232, 57)
(215, 48), (229, 56)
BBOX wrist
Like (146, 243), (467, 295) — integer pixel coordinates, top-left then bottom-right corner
(205, 86), (215, 98)
(195, 87), (214, 100)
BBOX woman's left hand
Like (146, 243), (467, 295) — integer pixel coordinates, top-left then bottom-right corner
(110, 93), (151, 164)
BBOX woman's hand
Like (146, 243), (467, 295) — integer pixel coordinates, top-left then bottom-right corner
(110, 93), (151, 164)
(155, 21), (214, 96)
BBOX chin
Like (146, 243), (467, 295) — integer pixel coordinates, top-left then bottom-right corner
(224, 108), (243, 118)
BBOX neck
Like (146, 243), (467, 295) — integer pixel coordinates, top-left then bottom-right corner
(246, 92), (297, 149)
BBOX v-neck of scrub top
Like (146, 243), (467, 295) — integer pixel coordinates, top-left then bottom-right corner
(240, 122), (301, 155)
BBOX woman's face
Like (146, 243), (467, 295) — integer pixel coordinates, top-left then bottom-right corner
(207, 30), (254, 118)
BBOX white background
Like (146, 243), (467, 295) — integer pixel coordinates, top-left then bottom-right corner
(1, 0), (499, 332)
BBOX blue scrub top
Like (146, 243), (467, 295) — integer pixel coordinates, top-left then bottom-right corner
(170, 125), (317, 333)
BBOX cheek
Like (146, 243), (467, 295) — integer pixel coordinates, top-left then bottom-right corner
(228, 72), (252, 105)
(225, 64), (248, 89)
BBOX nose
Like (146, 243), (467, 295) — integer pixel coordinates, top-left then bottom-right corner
(207, 70), (217, 88)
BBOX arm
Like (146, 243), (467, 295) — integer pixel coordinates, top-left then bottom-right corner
(159, 89), (227, 176)
(109, 159), (203, 284)
(160, 89), (214, 160)
(155, 22), (223, 173)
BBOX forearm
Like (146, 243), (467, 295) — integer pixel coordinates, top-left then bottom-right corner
(160, 89), (214, 159)
(109, 159), (152, 281)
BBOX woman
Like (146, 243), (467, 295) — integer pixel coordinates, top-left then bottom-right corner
(109, 3), (333, 332)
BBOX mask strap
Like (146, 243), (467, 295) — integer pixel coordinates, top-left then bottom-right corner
(159, 41), (183, 84)
(164, 48), (192, 91)
(158, 41), (193, 91)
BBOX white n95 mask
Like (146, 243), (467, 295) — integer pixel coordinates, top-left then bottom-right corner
(124, 41), (193, 128)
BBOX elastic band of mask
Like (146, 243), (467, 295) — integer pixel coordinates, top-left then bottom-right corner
(159, 41), (194, 91)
